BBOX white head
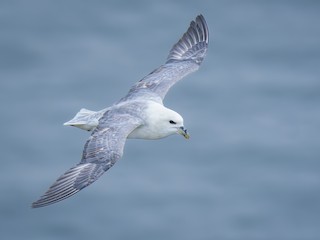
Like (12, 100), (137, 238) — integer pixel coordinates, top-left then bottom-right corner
(141, 103), (190, 140)
(158, 107), (189, 139)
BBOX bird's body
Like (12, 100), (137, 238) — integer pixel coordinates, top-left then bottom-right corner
(32, 15), (209, 208)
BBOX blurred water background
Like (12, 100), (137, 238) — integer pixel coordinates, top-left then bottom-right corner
(1, 1), (319, 239)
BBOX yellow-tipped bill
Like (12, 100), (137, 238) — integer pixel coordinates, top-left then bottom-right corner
(178, 127), (190, 139)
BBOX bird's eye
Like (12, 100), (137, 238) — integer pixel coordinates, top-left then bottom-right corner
(169, 120), (176, 124)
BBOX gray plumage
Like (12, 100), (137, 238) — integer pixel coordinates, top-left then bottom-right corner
(32, 15), (209, 208)
(121, 15), (209, 102)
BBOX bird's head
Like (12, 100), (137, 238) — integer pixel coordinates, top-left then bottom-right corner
(154, 106), (189, 139)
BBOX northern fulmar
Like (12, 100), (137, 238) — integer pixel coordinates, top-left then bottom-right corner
(32, 15), (209, 208)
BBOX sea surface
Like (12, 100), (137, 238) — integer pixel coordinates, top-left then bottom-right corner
(1, 1), (319, 240)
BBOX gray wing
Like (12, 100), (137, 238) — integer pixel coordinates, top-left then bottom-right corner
(124, 15), (209, 101)
(32, 112), (142, 208)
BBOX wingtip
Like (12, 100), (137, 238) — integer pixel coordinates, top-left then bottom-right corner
(196, 14), (209, 43)
(31, 188), (80, 208)
(31, 163), (95, 208)
(166, 14), (209, 64)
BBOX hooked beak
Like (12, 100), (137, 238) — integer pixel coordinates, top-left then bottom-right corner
(178, 126), (190, 139)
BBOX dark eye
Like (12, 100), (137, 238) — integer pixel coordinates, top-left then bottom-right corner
(169, 120), (176, 124)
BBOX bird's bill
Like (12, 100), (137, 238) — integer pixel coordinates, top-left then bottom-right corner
(178, 127), (190, 139)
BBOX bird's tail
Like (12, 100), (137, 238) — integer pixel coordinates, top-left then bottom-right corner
(63, 108), (101, 131)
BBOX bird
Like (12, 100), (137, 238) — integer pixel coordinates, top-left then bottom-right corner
(32, 15), (209, 208)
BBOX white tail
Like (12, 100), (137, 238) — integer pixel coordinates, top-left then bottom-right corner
(64, 108), (102, 131)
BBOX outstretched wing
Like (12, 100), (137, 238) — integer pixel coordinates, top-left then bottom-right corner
(125, 15), (209, 101)
(32, 112), (142, 208)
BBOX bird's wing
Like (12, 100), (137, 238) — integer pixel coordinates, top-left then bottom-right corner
(32, 112), (142, 208)
(124, 15), (209, 101)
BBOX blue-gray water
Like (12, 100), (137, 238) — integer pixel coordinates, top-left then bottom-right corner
(1, 1), (319, 239)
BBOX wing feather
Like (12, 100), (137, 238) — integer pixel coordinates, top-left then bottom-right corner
(124, 15), (209, 101)
(32, 113), (142, 208)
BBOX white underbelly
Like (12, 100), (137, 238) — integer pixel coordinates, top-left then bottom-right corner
(127, 125), (167, 140)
